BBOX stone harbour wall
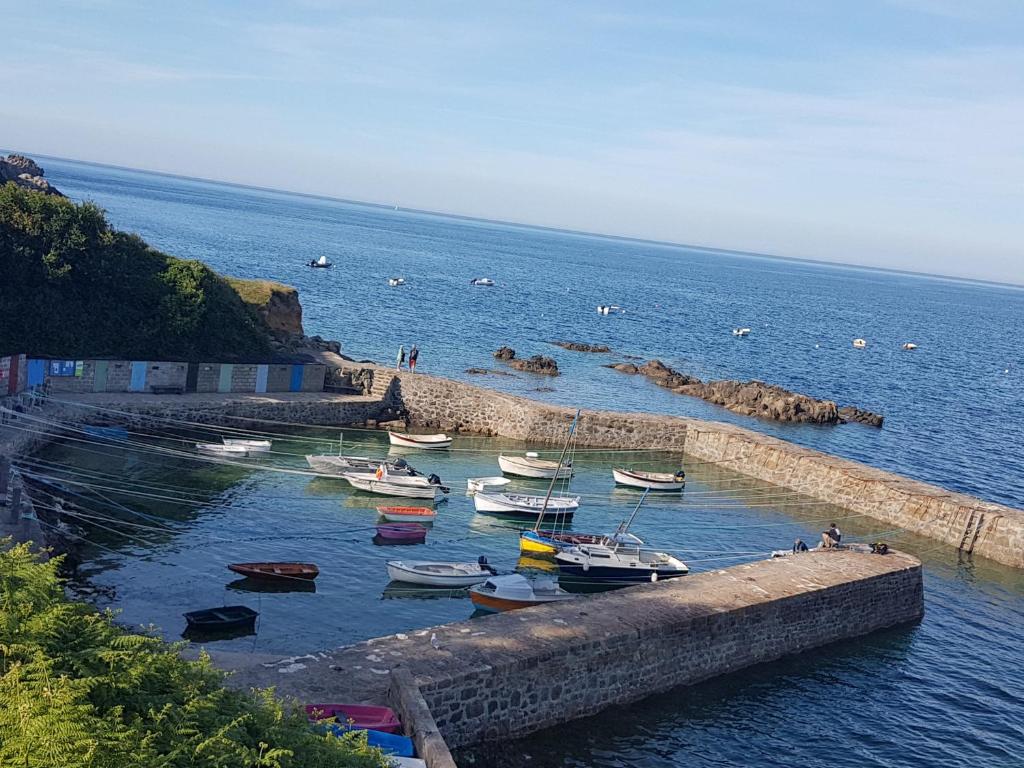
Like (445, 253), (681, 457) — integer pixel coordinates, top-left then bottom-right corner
(231, 550), (923, 751)
(369, 371), (1024, 569)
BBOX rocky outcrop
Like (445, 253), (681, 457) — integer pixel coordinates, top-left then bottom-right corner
(550, 341), (610, 353)
(465, 368), (515, 376)
(0, 154), (63, 196)
(609, 359), (882, 426)
(493, 347), (560, 376)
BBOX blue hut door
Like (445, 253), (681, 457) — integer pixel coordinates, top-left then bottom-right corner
(129, 362), (147, 392)
(255, 365), (269, 393)
(289, 365), (304, 392)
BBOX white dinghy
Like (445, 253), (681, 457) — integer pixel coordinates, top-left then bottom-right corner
(222, 438), (272, 452)
(196, 443), (249, 457)
(343, 474), (447, 501)
(467, 476), (512, 494)
(389, 432), (452, 450)
(306, 454), (418, 476)
(385, 559), (495, 587)
(498, 453), (572, 479)
(473, 492), (579, 519)
(612, 467), (686, 491)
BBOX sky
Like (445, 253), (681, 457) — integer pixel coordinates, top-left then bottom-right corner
(1, 1), (1022, 284)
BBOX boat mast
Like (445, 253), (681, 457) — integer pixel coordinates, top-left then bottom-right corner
(614, 488), (650, 544)
(534, 409), (580, 533)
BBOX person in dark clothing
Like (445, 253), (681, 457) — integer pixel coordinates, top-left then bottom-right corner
(409, 344), (419, 373)
(821, 523), (842, 548)
(396, 345), (405, 371)
(792, 538), (809, 553)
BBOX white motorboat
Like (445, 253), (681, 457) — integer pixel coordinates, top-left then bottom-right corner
(853, 338), (867, 349)
(341, 471), (435, 487)
(343, 474), (447, 500)
(308, 255), (332, 268)
(612, 467), (686, 491)
(386, 560), (494, 587)
(473, 492), (579, 519)
(469, 277), (495, 286)
(555, 543), (689, 582)
(388, 432), (452, 450)
(387, 277), (406, 287)
(306, 454), (419, 476)
(498, 453), (573, 479)
(902, 342), (918, 350)
(468, 573), (576, 612)
(732, 327), (751, 336)
(196, 443), (249, 457)
(222, 438), (272, 452)
(467, 476), (512, 494)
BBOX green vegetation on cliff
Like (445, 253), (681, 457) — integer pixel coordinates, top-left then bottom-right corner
(0, 182), (280, 360)
(0, 542), (388, 768)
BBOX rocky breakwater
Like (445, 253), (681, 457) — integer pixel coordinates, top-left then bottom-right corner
(608, 359), (883, 426)
(0, 154), (62, 196)
(494, 346), (559, 376)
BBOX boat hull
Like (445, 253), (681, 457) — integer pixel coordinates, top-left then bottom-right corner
(498, 455), (573, 479)
(612, 468), (685, 491)
(345, 476), (444, 500)
(473, 493), (579, 518)
(183, 606), (258, 632)
(468, 591), (571, 613)
(519, 530), (609, 555)
(227, 562), (319, 581)
(555, 563), (688, 582)
(388, 432), (452, 450)
(385, 561), (490, 587)
(377, 506), (437, 523)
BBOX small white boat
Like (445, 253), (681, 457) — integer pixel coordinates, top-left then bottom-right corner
(308, 255), (332, 268)
(342, 471), (435, 487)
(473, 492), (579, 518)
(196, 443), (249, 457)
(732, 327), (751, 336)
(902, 342), (918, 350)
(306, 455), (419, 476)
(853, 338), (867, 349)
(376, 505), (437, 523)
(469, 277), (495, 286)
(498, 453), (573, 479)
(467, 476), (512, 494)
(343, 475), (446, 500)
(469, 573), (576, 612)
(222, 438), (272, 452)
(386, 560), (493, 587)
(387, 277), (406, 287)
(388, 432), (452, 450)
(612, 467), (686, 491)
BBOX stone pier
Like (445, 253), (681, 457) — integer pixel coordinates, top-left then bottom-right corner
(217, 549), (923, 752)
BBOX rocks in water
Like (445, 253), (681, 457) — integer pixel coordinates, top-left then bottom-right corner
(0, 154), (63, 196)
(607, 358), (882, 426)
(550, 341), (611, 353)
(465, 368), (515, 376)
(493, 347), (560, 376)
(838, 406), (885, 427)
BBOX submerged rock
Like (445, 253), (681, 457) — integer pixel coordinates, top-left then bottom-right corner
(493, 347), (560, 376)
(838, 406), (885, 427)
(465, 368), (515, 376)
(493, 346), (516, 361)
(603, 362), (639, 374)
(550, 341), (611, 353)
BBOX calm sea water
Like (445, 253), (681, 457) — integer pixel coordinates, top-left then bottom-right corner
(20, 156), (1024, 766)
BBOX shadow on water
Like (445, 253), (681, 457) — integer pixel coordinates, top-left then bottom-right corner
(380, 582), (470, 601)
(226, 577), (317, 594)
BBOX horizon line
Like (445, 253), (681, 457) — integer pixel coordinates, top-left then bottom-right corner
(11, 148), (1023, 292)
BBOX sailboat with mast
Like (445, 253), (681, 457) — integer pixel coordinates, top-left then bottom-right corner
(554, 490), (689, 582)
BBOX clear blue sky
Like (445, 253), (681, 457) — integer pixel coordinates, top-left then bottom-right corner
(3, 1), (1022, 283)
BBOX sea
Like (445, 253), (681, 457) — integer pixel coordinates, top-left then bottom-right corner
(19, 155), (1024, 767)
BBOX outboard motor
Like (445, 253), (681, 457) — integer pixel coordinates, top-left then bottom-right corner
(674, 470), (686, 481)
(478, 555), (498, 575)
(427, 473), (441, 486)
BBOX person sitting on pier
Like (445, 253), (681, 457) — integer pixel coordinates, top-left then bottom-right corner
(792, 538), (809, 553)
(821, 523), (842, 549)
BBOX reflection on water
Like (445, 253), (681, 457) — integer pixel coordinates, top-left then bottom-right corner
(227, 577), (317, 594)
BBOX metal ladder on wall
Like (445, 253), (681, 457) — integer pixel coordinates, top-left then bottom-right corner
(957, 508), (986, 554)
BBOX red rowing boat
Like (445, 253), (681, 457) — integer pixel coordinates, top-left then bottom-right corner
(376, 505), (437, 523)
(227, 562), (320, 581)
(305, 703), (401, 733)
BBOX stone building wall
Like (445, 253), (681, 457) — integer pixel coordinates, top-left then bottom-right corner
(195, 364), (221, 393)
(231, 364), (259, 393)
(145, 362), (188, 390)
(367, 371), (1023, 569)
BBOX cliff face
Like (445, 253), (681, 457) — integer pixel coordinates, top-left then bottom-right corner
(224, 278), (304, 336)
(0, 154), (63, 196)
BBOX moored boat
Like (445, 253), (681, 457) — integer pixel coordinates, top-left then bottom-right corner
(519, 529), (642, 556)
(612, 467), (685, 491)
(468, 573), (576, 612)
(555, 543), (689, 582)
(196, 443), (249, 457)
(306, 454), (419, 476)
(387, 277), (406, 287)
(345, 475), (447, 500)
(473, 492), (579, 519)
(732, 327), (751, 336)
(498, 453), (573, 479)
(466, 476), (512, 493)
(305, 703), (401, 733)
(385, 559), (495, 587)
(375, 523), (427, 545)
(377, 505), (437, 523)
(223, 438), (272, 452)
(469, 277), (495, 286)
(227, 562), (319, 581)
(388, 432), (452, 450)
(853, 338), (867, 349)
(183, 605), (258, 633)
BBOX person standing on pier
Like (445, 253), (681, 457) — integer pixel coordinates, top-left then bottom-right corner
(409, 344), (419, 373)
(396, 345), (406, 371)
